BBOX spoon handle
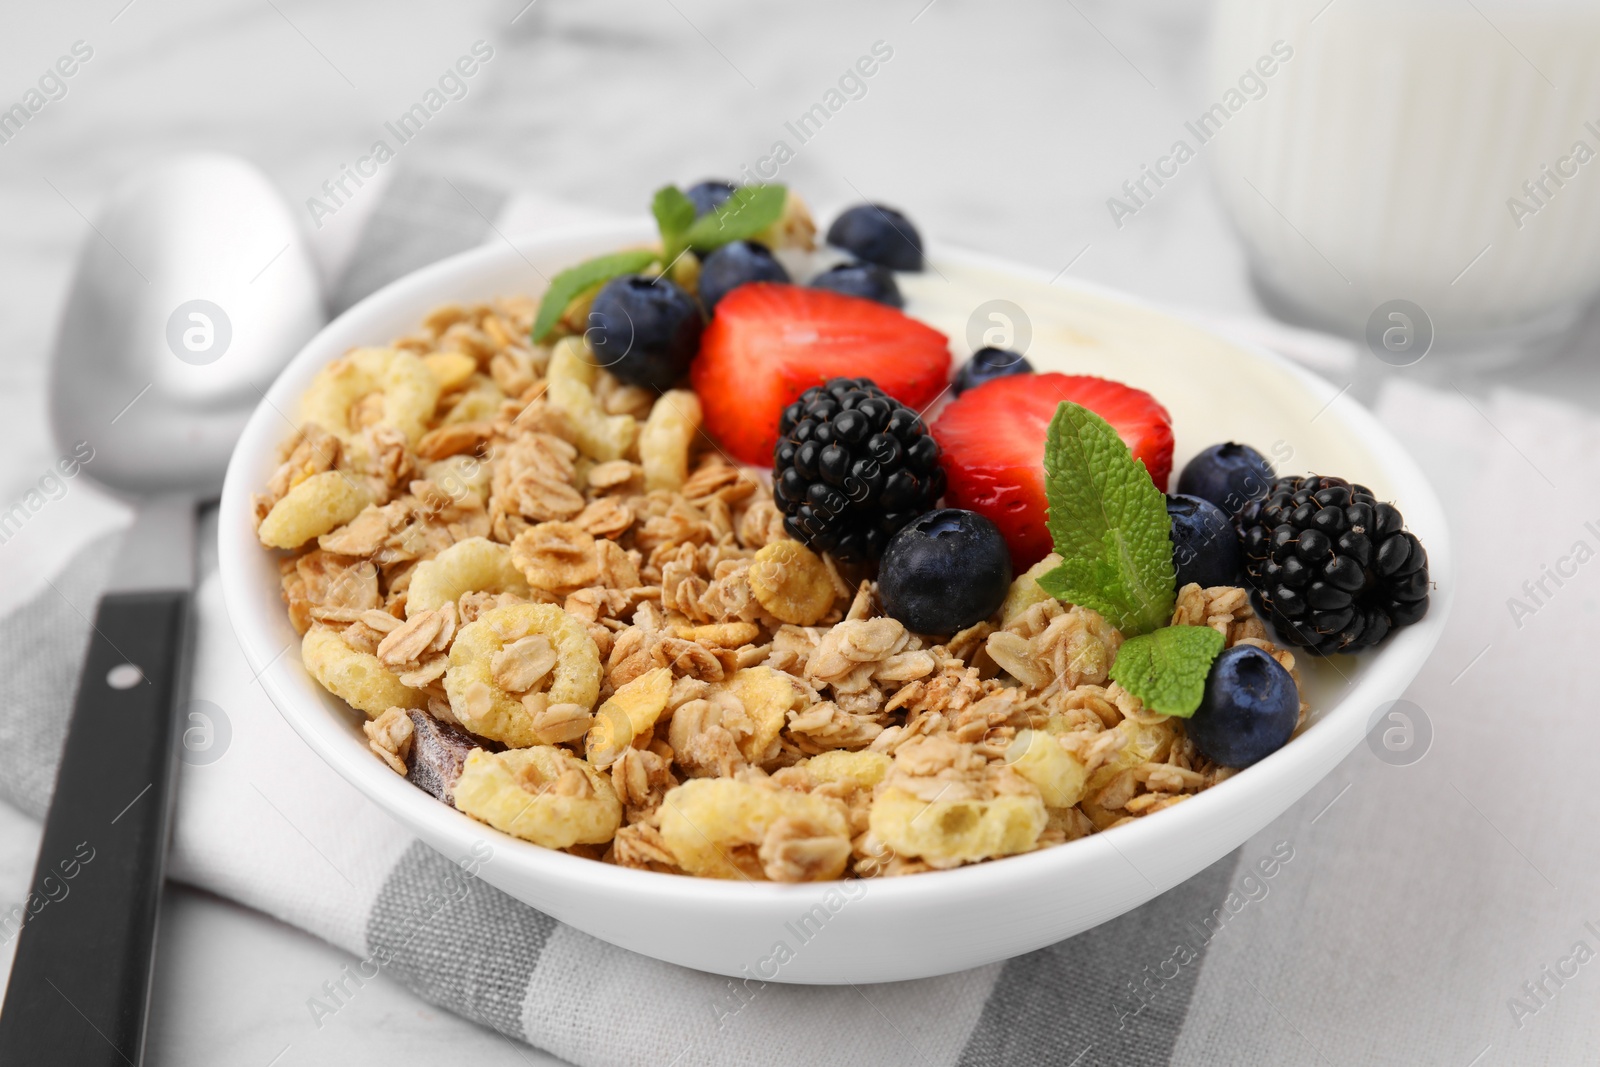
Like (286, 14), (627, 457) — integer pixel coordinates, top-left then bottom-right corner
(0, 590), (189, 1066)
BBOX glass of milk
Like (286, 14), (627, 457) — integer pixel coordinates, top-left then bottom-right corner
(1206, 0), (1600, 353)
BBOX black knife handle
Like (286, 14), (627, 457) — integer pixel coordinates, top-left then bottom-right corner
(0, 590), (189, 1066)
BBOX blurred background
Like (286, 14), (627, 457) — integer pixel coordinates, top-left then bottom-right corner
(8, 0), (1599, 493)
(3, 0), (1599, 1063)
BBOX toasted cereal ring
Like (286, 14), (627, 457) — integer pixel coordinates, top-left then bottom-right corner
(869, 787), (1045, 867)
(1004, 729), (1087, 808)
(301, 626), (426, 718)
(258, 470), (371, 550)
(586, 666), (672, 769)
(658, 778), (851, 880)
(639, 389), (702, 492)
(299, 347), (440, 445)
(445, 603), (601, 746)
(406, 537), (531, 617)
(748, 540), (836, 625)
(802, 749), (891, 790)
(453, 746), (621, 848)
(422, 350), (478, 392)
(546, 338), (637, 462)
(999, 552), (1063, 628)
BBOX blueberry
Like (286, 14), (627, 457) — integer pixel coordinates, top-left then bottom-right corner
(1167, 494), (1243, 589)
(698, 240), (790, 313)
(878, 508), (1011, 634)
(810, 262), (903, 307)
(1186, 645), (1299, 767)
(826, 203), (923, 271)
(952, 347), (1032, 395)
(684, 179), (736, 217)
(1177, 442), (1275, 519)
(587, 274), (703, 392)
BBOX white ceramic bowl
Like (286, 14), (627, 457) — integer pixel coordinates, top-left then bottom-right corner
(219, 220), (1452, 984)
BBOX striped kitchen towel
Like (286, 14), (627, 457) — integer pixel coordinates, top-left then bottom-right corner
(2, 169), (1581, 1065)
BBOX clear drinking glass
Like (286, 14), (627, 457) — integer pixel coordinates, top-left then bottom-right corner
(1206, 0), (1600, 354)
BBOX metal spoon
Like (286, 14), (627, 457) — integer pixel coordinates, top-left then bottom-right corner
(0, 152), (323, 1066)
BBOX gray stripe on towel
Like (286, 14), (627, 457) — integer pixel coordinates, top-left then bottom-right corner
(0, 530), (122, 820)
(365, 839), (558, 1042)
(958, 850), (1243, 1067)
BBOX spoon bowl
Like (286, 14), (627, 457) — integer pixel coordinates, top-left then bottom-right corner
(48, 151), (323, 497)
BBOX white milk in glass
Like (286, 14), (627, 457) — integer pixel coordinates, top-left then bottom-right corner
(1207, 0), (1600, 346)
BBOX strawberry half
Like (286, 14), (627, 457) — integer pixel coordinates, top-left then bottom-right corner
(931, 373), (1174, 569)
(691, 283), (951, 465)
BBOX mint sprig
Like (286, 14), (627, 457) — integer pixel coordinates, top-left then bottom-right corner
(530, 248), (660, 344)
(652, 185), (698, 264)
(683, 185), (788, 253)
(1108, 626), (1225, 717)
(1036, 401), (1175, 636)
(653, 183), (788, 264)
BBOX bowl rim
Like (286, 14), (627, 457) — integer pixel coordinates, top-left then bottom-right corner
(218, 217), (1453, 912)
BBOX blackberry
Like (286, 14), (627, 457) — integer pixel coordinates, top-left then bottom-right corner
(772, 378), (945, 562)
(1237, 475), (1430, 656)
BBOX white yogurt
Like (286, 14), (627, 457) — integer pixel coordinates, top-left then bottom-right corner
(899, 261), (1388, 499)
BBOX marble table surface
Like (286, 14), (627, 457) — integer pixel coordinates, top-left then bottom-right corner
(4, 1), (1600, 1063)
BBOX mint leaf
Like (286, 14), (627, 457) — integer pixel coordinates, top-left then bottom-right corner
(681, 184), (788, 252)
(1036, 401), (1175, 635)
(530, 248), (660, 343)
(652, 185), (697, 263)
(1108, 625), (1225, 717)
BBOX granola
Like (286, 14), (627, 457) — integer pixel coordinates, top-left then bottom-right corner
(257, 291), (1307, 883)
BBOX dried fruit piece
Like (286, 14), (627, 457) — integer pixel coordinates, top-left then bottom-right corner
(257, 470), (370, 550)
(748, 540), (836, 625)
(658, 778), (850, 881)
(407, 537), (531, 616)
(453, 746), (621, 848)
(404, 708), (484, 803)
(444, 603), (601, 747)
(586, 666), (672, 769)
(301, 626), (426, 718)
